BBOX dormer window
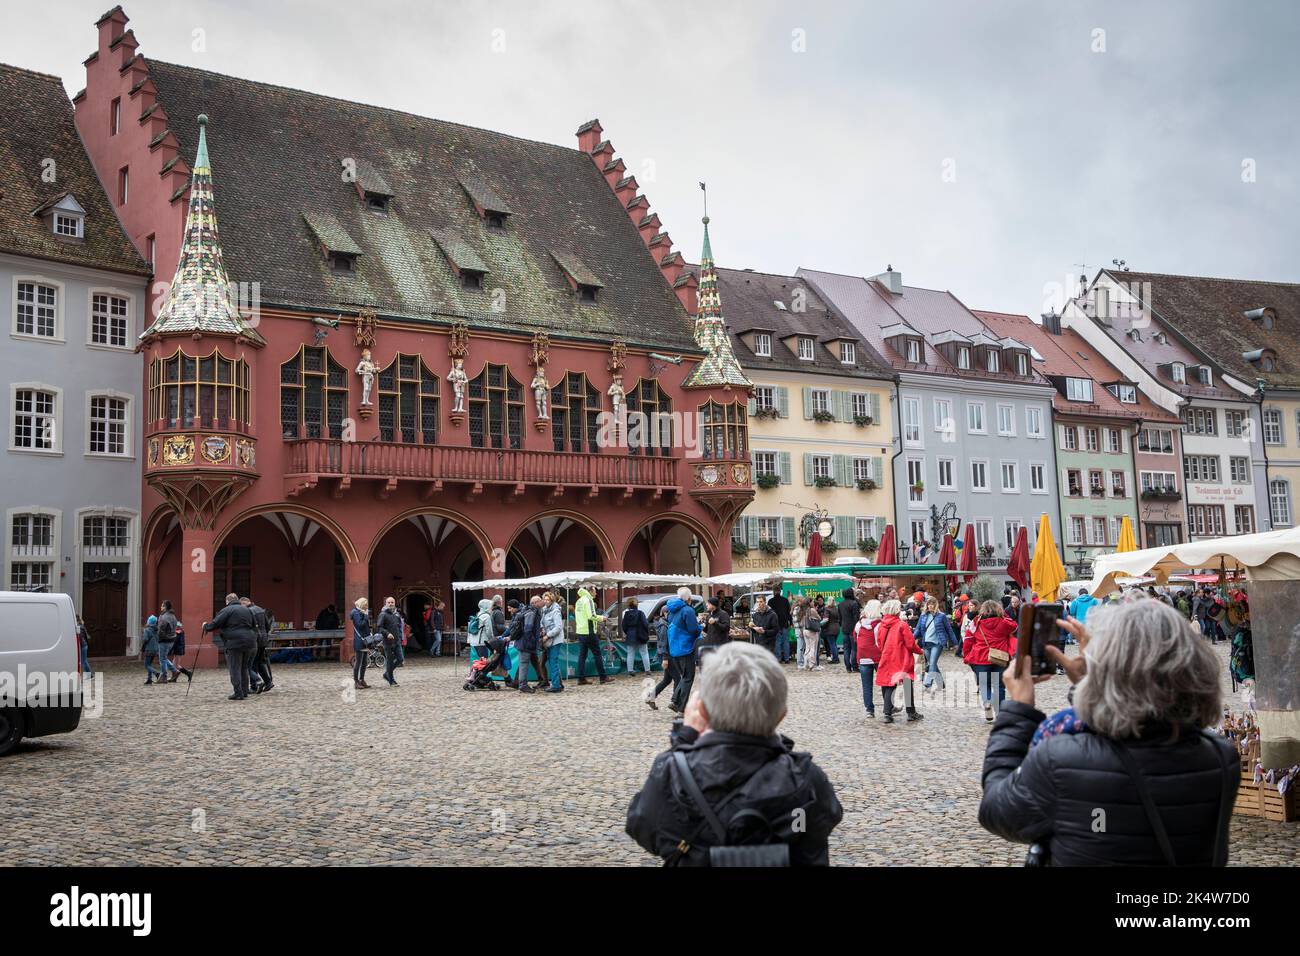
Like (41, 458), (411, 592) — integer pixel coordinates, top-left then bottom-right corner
(1014, 353), (1028, 375)
(1197, 366), (1213, 386)
(486, 211), (506, 230)
(328, 251), (357, 273)
(957, 346), (971, 369)
(905, 339), (922, 363)
(462, 270), (485, 291)
(1153, 331), (1167, 344)
(1107, 383), (1137, 403)
(1065, 378), (1093, 402)
(577, 284), (598, 303)
(985, 349), (1000, 372)
(459, 176), (513, 230)
(754, 333), (772, 357)
(840, 341), (856, 364)
(1171, 362), (1186, 384)
(304, 211), (363, 275)
(1245, 307), (1276, 330)
(797, 337), (815, 361)
(54, 213), (83, 238)
(1127, 328), (1142, 342)
(364, 191), (391, 214)
(1246, 349), (1278, 372)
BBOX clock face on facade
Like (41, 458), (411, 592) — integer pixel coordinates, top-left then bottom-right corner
(732, 464), (749, 485)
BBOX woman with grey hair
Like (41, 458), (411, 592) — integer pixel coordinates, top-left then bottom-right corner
(625, 642), (844, 865)
(979, 599), (1238, 865)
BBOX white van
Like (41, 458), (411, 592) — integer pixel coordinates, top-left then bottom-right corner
(0, 591), (83, 755)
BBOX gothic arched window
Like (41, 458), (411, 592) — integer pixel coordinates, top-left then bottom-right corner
(378, 353), (439, 444)
(280, 345), (348, 439)
(469, 363), (523, 449)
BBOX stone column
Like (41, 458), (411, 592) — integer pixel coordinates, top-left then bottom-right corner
(1243, 578), (1300, 769)
(341, 558), (370, 664)
(179, 526), (219, 668)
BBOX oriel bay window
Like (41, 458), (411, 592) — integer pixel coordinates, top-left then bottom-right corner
(550, 372), (602, 453)
(280, 346), (347, 439)
(378, 353), (439, 444)
(469, 363), (523, 449)
(700, 401), (748, 461)
(151, 348), (251, 431)
(626, 379), (673, 456)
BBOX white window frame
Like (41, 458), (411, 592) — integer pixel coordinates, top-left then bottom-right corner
(905, 339), (922, 363)
(1229, 456), (1251, 484)
(957, 346), (971, 370)
(1029, 462), (1048, 494)
(54, 212), (84, 238)
(933, 398), (953, 435)
(1264, 407), (1283, 446)
(1026, 406), (1044, 439)
(1004, 518), (1024, 551)
(754, 333), (772, 357)
(851, 393), (870, 419)
(1062, 426), (1077, 451)
(5, 506), (61, 594)
(855, 517), (876, 544)
(1068, 516), (1085, 546)
(852, 457), (874, 482)
(753, 385), (775, 410)
(1270, 479), (1292, 527)
(85, 390), (132, 458)
(1140, 471), (1179, 493)
(1066, 378), (1093, 402)
(999, 460), (1019, 493)
(754, 450), (778, 478)
(973, 519), (993, 550)
(839, 341), (856, 365)
(966, 400), (986, 435)
(87, 288), (134, 350)
(985, 349), (1000, 372)
(1171, 363), (1186, 384)
(970, 458), (990, 493)
(811, 389), (831, 416)
(11, 276), (65, 343)
(1137, 427), (1175, 455)
(797, 337), (814, 361)
(903, 396), (922, 447)
(1084, 427), (1099, 453)
(936, 457), (956, 491)
(1110, 470), (1127, 497)
(9, 382), (63, 455)
(812, 455), (832, 481)
(907, 457), (925, 507)
(1105, 428), (1121, 454)
(1115, 384), (1136, 403)
(996, 403), (1015, 437)
(1091, 516), (1108, 546)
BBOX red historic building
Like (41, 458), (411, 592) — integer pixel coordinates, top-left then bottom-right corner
(74, 7), (753, 664)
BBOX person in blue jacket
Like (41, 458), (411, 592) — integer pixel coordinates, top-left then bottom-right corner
(665, 587), (702, 713)
(1068, 588), (1100, 624)
(915, 597), (958, 690)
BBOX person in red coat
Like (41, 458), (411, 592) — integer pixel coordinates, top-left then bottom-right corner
(854, 599), (884, 717)
(962, 600), (1018, 721)
(873, 599), (924, 724)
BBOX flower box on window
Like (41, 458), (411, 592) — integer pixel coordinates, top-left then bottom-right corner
(853, 414), (873, 427)
(857, 537), (879, 554)
(856, 477), (878, 491)
(812, 410), (835, 423)
(758, 539), (784, 556)
(1141, 488), (1181, 501)
(978, 544), (996, 558)
(821, 539), (839, 554)
(756, 472), (780, 490)
(731, 540), (751, 557)
(752, 405), (780, 420)
(814, 476), (837, 489)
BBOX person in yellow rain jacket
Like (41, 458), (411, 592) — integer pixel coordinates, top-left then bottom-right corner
(574, 587), (613, 685)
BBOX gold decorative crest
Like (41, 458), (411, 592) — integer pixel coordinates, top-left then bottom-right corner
(608, 339), (627, 372)
(448, 321), (471, 359)
(353, 309), (377, 349)
(162, 434), (195, 466)
(530, 331), (550, 368)
(201, 436), (231, 464)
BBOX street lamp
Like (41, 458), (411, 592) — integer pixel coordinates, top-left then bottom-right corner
(688, 537), (701, 576)
(1073, 546), (1089, 577)
(896, 541), (911, 564)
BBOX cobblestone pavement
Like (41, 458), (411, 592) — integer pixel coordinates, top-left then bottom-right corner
(2, 643), (1295, 866)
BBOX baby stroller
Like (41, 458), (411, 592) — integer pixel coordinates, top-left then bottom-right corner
(364, 639), (387, 673)
(462, 638), (506, 691)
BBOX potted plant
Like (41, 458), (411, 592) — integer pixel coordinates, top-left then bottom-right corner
(752, 405), (781, 420)
(857, 536), (879, 554)
(853, 414), (873, 427)
(814, 476), (837, 489)
(910, 480), (924, 493)
(856, 477), (878, 491)
(978, 544), (996, 558)
(756, 472), (780, 490)
(758, 539), (784, 556)
(731, 540), (750, 557)
(812, 409), (835, 423)
(821, 539), (840, 554)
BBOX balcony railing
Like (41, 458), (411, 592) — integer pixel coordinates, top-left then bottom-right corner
(285, 439), (679, 488)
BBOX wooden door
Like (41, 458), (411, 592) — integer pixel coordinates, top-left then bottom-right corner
(83, 574), (129, 657)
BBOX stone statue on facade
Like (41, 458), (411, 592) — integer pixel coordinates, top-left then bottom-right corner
(356, 348), (377, 406)
(532, 367), (550, 419)
(448, 357), (468, 414)
(608, 371), (626, 418)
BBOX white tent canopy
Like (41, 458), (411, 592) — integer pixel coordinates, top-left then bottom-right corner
(452, 569), (857, 592)
(1089, 526), (1300, 598)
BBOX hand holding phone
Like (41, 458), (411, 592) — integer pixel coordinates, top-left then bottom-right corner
(1018, 602), (1063, 677)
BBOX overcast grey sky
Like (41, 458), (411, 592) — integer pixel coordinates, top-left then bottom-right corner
(8, 0), (1299, 318)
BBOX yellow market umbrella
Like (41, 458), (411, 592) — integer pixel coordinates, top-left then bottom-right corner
(1116, 515), (1137, 553)
(1031, 513), (1068, 602)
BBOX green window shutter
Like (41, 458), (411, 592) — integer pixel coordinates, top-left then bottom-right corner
(870, 392), (881, 423)
(782, 516), (797, 549)
(750, 448), (757, 474)
(747, 395), (757, 416)
(746, 516), (760, 550)
(872, 456), (884, 481)
(802, 387), (813, 420)
(779, 451), (792, 485)
(777, 387), (790, 418)
(834, 454), (851, 487)
(803, 453), (814, 485)
(836, 515), (854, 547)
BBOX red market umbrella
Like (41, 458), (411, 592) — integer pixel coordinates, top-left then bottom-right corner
(937, 533), (958, 593)
(875, 524), (896, 566)
(806, 527), (823, 567)
(1006, 525), (1031, 590)
(959, 522), (978, 586)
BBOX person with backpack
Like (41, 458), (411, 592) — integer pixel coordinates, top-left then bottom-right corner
(141, 615), (161, 686)
(511, 596), (545, 694)
(156, 600), (191, 682)
(625, 641), (844, 866)
(155, 603), (179, 684)
(466, 597), (490, 657)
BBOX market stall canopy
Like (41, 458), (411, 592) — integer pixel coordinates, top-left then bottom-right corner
(1089, 526), (1300, 598)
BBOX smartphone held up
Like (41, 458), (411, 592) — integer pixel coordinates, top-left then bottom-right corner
(1018, 602), (1064, 677)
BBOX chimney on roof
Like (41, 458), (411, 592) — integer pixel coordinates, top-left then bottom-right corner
(873, 265), (902, 294)
(96, 6), (128, 50)
(1042, 311), (1062, 335)
(575, 119), (603, 154)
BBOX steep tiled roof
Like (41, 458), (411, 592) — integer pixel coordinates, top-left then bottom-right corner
(143, 115), (263, 342)
(1105, 269), (1300, 390)
(0, 63), (148, 276)
(144, 60), (697, 350)
(682, 218), (750, 389)
(702, 265), (893, 380)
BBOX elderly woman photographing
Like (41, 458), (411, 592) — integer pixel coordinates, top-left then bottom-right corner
(979, 599), (1238, 866)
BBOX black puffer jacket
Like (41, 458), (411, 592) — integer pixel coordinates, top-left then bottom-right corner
(838, 592), (860, 634)
(979, 701), (1238, 866)
(626, 725), (843, 866)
